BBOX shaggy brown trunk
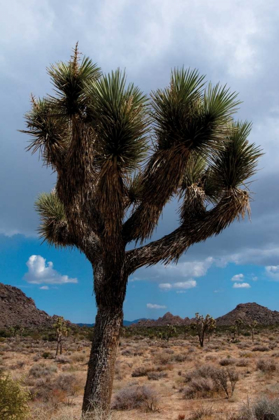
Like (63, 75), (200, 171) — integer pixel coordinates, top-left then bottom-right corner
(82, 262), (127, 416)
(56, 335), (62, 357)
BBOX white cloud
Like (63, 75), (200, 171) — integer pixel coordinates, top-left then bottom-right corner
(159, 283), (172, 290)
(219, 246), (279, 267)
(155, 257), (214, 279)
(231, 274), (244, 282)
(146, 303), (167, 309)
(266, 265), (279, 273)
(24, 255), (78, 285)
(40, 286), (49, 290)
(159, 280), (197, 290)
(265, 265), (279, 280)
(233, 282), (251, 289)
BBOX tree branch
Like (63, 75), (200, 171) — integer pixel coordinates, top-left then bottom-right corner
(125, 187), (249, 275)
(123, 146), (190, 243)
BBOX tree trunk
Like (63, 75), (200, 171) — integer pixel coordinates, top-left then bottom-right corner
(56, 339), (59, 357)
(82, 304), (123, 415)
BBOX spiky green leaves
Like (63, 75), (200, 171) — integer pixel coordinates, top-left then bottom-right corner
(151, 68), (205, 151)
(86, 69), (149, 172)
(22, 98), (69, 168)
(208, 121), (263, 191)
(181, 154), (207, 189)
(151, 68), (240, 156)
(48, 47), (101, 116)
(35, 192), (74, 247)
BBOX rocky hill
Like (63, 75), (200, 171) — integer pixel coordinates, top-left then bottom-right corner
(133, 303), (279, 328)
(134, 312), (193, 327)
(2, 282), (279, 329)
(0, 282), (55, 329)
(216, 302), (279, 326)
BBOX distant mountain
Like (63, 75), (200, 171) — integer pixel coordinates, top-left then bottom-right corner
(2, 283), (279, 330)
(216, 302), (279, 326)
(132, 304), (279, 328)
(133, 312), (193, 327)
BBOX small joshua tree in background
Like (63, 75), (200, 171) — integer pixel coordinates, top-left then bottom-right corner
(192, 313), (216, 347)
(248, 320), (258, 343)
(53, 317), (69, 357)
(158, 325), (177, 341)
(234, 318), (243, 337)
(229, 325), (237, 341)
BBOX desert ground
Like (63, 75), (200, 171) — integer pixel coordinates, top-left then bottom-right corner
(1, 328), (279, 419)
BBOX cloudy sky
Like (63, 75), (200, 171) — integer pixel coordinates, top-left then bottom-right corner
(1, 0), (279, 323)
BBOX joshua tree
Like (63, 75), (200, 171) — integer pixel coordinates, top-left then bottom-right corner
(158, 324), (177, 341)
(192, 313), (216, 347)
(235, 318), (244, 337)
(53, 317), (69, 356)
(22, 45), (262, 415)
(230, 325), (237, 341)
(248, 320), (258, 343)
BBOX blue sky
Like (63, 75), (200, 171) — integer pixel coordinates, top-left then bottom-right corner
(1, 232), (278, 323)
(1, 0), (279, 323)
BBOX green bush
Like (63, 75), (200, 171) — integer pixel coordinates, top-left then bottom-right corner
(0, 330), (11, 338)
(42, 351), (51, 359)
(0, 374), (30, 419)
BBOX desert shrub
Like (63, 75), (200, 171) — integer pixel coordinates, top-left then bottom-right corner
(112, 385), (159, 411)
(173, 353), (188, 362)
(29, 363), (57, 378)
(269, 343), (277, 350)
(183, 364), (218, 383)
(234, 397), (279, 419)
(30, 374), (79, 404)
(121, 349), (133, 356)
(29, 377), (53, 402)
(133, 350), (144, 356)
(154, 352), (173, 365)
(55, 355), (71, 364)
(71, 353), (86, 363)
(42, 352), (52, 359)
(183, 377), (215, 399)
(147, 371), (168, 380)
(252, 345), (269, 352)
(0, 330), (11, 338)
(256, 359), (276, 373)
(239, 351), (253, 358)
(236, 358), (249, 367)
(131, 366), (152, 377)
(205, 355), (217, 362)
(53, 373), (79, 395)
(216, 368), (239, 398)
(182, 365), (238, 399)
(188, 406), (214, 420)
(0, 374), (30, 419)
(219, 357), (236, 366)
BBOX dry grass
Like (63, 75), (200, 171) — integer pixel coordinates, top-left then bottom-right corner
(1, 329), (279, 419)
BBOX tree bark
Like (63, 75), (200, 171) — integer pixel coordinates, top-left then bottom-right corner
(82, 304), (123, 415)
(82, 262), (127, 416)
